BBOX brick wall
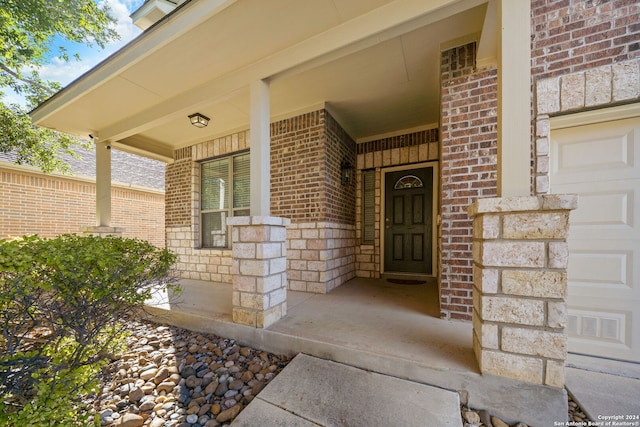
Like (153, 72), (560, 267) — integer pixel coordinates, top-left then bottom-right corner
(531, 0), (640, 80)
(271, 110), (357, 292)
(165, 110), (358, 290)
(287, 222), (355, 293)
(0, 165), (165, 247)
(324, 112), (356, 224)
(440, 43), (498, 320)
(270, 111), (325, 222)
(354, 129), (440, 278)
(166, 147), (194, 228)
(167, 226), (233, 282)
(437, 1), (639, 319)
(270, 109), (356, 223)
(165, 132), (250, 282)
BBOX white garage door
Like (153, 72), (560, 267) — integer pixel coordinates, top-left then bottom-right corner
(550, 114), (640, 363)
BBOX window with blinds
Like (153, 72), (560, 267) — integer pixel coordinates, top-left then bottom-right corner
(201, 152), (250, 248)
(362, 170), (375, 244)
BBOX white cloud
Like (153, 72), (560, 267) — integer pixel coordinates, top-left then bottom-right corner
(38, 57), (94, 87)
(100, 0), (144, 44)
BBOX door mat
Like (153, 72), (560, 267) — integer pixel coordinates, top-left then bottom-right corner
(387, 278), (426, 285)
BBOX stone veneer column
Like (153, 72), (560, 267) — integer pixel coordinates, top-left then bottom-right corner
(469, 194), (577, 387)
(227, 216), (290, 328)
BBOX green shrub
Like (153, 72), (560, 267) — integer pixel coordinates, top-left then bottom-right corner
(0, 234), (178, 426)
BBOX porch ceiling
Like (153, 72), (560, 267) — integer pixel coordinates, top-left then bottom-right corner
(31, 0), (492, 162)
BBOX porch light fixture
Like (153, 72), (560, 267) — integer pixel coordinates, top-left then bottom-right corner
(340, 160), (354, 186)
(188, 112), (210, 128)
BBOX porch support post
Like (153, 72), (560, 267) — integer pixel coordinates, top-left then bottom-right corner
(81, 139), (124, 237)
(227, 216), (290, 328)
(250, 79), (271, 216)
(469, 195), (577, 388)
(497, 0), (531, 197)
(96, 139), (112, 227)
(227, 80), (289, 328)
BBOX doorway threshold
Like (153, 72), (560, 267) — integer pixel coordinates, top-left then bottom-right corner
(382, 272), (435, 283)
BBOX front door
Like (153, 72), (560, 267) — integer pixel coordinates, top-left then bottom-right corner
(384, 167), (433, 274)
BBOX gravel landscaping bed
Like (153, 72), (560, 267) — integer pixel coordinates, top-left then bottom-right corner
(96, 318), (585, 427)
(94, 319), (289, 427)
(461, 391), (591, 427)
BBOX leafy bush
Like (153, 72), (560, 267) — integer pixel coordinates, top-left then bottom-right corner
(0, 234), (178, 426)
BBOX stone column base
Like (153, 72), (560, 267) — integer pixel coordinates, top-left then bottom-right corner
(227, 216), (290, 328)
(80, 226), (126, 237)
(469, 194), (577, 388)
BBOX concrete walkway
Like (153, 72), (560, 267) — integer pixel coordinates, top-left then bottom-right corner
(566, 354), (640, 422)
(232, 353), (463, 427)
(145, 278), (568, 426)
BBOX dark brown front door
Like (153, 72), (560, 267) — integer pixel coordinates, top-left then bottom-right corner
(384, 167), (433, 274)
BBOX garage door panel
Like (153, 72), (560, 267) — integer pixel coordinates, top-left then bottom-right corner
(554, 181), (638, 239)
(567, 305), (634, 358)
(551, 115), (640, 362)
(551, 119), (640, 184)
(570, 189), (633, 229)
(568, 247), (633, 291)
(557, 132), (631, 171)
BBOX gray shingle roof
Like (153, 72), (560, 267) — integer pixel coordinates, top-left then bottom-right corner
(0, 146), (165, 191)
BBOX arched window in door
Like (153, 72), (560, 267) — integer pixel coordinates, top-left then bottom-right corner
(394, 175), (424, 190)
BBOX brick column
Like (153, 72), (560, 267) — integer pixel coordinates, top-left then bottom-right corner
(469, 195), (577, 387)
(227, 216), (290, 328)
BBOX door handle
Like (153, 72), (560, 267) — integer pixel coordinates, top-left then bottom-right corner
(385, 217), (390, 229)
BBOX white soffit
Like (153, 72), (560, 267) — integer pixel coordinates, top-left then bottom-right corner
(31, 0), (491, 159)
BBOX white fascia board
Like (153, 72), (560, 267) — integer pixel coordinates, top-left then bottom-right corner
(99, 0), (486, 143)
(30, 0), (238, 126)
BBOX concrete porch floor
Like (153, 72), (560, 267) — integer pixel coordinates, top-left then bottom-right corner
(144, 277), (567, 426)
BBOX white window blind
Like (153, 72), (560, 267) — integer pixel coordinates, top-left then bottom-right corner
(362, 170), (375, 244)
(201, 152), (249, 248)
(233, 154), (250, 214)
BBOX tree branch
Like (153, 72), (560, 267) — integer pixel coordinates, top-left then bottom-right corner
(0, 61), (55, 96)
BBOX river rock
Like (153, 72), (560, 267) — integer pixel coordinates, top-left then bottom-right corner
(153, 367), (170, 384)
(463, 410), (481, 425)
(114, 413), (144, 427)
(128, 386), (144, 403)
(216, 404), (242, 423)
(91, 319), (290, 427)
(140, 368), (158, 381)
(491, 416), (510, 427)
(156, 381), (176, 393)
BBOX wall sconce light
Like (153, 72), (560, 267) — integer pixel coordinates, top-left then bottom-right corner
(188, 112), (210, 128)
(341, 160), (354, 186)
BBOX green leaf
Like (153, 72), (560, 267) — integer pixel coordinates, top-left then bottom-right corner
(0, 234), (178, 424)
(0, 0), (120, 173)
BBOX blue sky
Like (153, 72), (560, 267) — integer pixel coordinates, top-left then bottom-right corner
(4, 0), (145, 106)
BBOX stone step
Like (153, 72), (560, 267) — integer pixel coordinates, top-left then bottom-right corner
(231, 353), (463, 427)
